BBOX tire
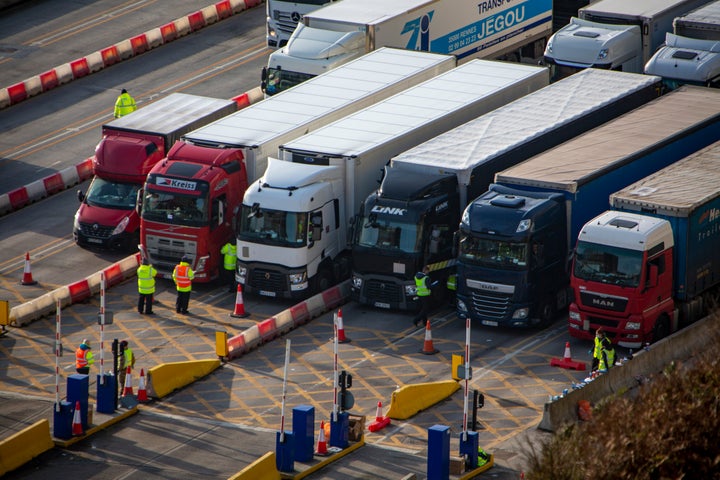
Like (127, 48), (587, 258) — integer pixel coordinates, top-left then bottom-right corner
(537, 299), (555, 327)
(652, 315), (670, 343)
(313, 268), (334, 295)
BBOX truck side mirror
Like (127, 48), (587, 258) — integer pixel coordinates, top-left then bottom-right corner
(647, 264), (659, 289)
(77, 190), (85, 202)
(452, 230), (459, 257)
(135, 189), (143, 215)
(260, 66), (267, 92)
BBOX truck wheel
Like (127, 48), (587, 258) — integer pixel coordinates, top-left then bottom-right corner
(313, 269), (334, 295)
(537, 300), (555, 327)
(652, 315), (670, 343)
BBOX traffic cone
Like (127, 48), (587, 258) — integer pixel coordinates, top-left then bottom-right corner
(336, 308), (351, 343)
(230, 284), (250, 318)
(122, 366), (134, 396)
(420, 320), (438, 355)
(21, 252), (37, 285)
(550, 341), (586, 370)
(368, 401), (391, 432)
(72, 400), (83, 436)
(137, 368), (148, 402)
(315, 420), (328, 455)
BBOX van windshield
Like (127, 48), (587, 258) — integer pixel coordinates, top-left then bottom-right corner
(85, 178), (139, 210)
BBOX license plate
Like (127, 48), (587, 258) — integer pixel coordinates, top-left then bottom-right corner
(259, 290), (276, 297)
(481, 320), (498, 327)
(374, 302), (390, 309)
(87, 238), (103, 244)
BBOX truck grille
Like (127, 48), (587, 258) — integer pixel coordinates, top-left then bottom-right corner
(365, 280), (402, 304)
(78, 222), (114, 239)
(145, 235), (196, 275)
(251, 269), (286, 292)
(275, 13), (300, 37)
(470, 291), (512, 320)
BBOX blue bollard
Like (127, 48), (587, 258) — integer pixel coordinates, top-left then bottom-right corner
(329, 411), (349, 449)
(96, 373), (117, 414)
(458, 430), (479, 470)
(52, 401), (74, 439)
(275, 431), (295, 473)
(292, 405), (315, 462)
(67, 374), (89, 429)
(427, 424), (450, 480)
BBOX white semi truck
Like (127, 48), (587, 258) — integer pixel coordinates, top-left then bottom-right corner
(262, 0), (553, 96)
(236, 60), (550, 298)
(645, 1), (720, 89)
(265, 0), (340, 48)
(544, 0), (711, 81)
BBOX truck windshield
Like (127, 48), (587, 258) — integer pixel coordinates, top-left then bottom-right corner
(238, 205), (307, 247)
(85, 178), (139, 210)
(265, 68), (315, 96)
(574, 241), (642, 288)
(356, 216), (420, 253)
(141, 189), (209, 227)
(458, 235), (528, 270)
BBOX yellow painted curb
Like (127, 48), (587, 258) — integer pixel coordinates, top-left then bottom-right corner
(0, 419), (54, 475)
(228, 451), (280, 480)
(386, 380), (460, 420)
(148, 359), (221, 399)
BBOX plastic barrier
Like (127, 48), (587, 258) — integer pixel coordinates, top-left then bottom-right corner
(227, 451), (280, 480)
(0, 419), (54, 476)
(386, 380), (461, 420)
(146, 359), (221, 399)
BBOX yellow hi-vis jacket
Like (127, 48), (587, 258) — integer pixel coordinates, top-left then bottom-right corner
(114, 92), (136, 118)
(137, 264), (157, 294)
(221, 242), (237, 271)
(415, 272), (431, 297)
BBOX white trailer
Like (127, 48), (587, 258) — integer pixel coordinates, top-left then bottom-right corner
(262, 0), (552, 95)
(236, 60), (550, 298)
(179, 48), (455, 184)
(645, 1), (720, 89)
(544, 0), (710, 80)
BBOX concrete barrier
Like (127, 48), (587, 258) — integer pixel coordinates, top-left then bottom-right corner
(386, 380), (460, 420)
(9, 253), (141, 327)
(226, 281), (351, 360)
(147, 359), (221, 399)
(227, 451), (280, 480)
(0, 419), (54, 476)
(539, 313), (719, 432)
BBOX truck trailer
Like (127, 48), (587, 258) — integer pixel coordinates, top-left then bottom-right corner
(645, 1), (720, 89)
(570, 140), (720, 348)
(544, 0), (710, 81)
(471, 86), (720, 329)
(262, 0), (552, 95)
(352, 69), (662, 312)
(139, 48), (455, 282)
(235, 60), (548, 298)
(74, 93), (237, 251)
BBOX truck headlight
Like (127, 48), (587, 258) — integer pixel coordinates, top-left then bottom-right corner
(289, 272), (307, 285)
(457, 299), (468, 313)
(512, 308), (529, 319)
(351, 275), (362, 289)
(73, 213), (80, 231)
(111, 216), (130, 236)
(569, 311), (581, 321)
(196, 256), (209, 273)
(597, 48), (609, 60)
(236, 266), (247, 283)
(626, 321), (641, 330)
(405, 284), (417, 296)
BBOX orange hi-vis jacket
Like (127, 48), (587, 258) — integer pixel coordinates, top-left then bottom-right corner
(173, 262), (194, 292)
(75, 347), (93, 369)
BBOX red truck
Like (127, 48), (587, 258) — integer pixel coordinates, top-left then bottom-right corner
(138, 142), (247, 283)
(73, 93), (237, 251)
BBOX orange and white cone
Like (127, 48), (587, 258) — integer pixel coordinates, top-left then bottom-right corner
(21, 251), (37, 286)
(72, 400), (83, 436)
(122, 366), (134, 397)
(315, 420), (328, 455)
(368, 401), (391, 432)
(336, 308), (351, 343)
(137, 368), (148, 402)
(550, 341), (586, 370)
(230, 284), (250, 318)
(420, 320), (438, 355)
